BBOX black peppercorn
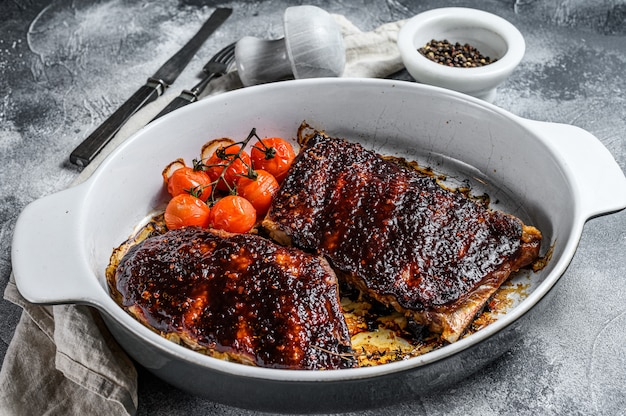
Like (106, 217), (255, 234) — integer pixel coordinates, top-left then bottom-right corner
(418, 39), (496, 68)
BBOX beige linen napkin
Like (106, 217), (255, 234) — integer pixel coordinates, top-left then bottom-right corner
(0, 15), (405, 416)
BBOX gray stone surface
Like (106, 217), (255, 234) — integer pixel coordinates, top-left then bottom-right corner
(2, 0), (625, 414)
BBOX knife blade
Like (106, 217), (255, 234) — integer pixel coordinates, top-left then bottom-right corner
(69, 7), (232, 167)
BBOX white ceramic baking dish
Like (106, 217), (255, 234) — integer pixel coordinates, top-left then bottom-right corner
(11, 78), (626, 412)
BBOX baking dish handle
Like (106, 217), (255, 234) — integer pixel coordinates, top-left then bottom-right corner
(526, 119), (626, 219)
(11, 182), (102, 306)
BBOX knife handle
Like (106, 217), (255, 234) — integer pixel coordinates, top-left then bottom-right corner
(151, 91), (198, 122)
(70, 78), (166, 167)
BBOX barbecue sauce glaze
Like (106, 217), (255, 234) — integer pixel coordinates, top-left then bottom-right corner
(268, 133), (530, 310)
(115, 227), (356, 370)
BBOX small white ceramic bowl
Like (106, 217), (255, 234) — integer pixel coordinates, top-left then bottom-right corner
(397, 7), (525, 102)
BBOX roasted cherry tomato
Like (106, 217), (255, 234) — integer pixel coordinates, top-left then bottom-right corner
(209, 195), (257, 234)
(236, 169), (279, 216)
(204, 144), (252, 192)
(166, 166), (212, 202)
(164, 194), (211, 230)
(250, 137), (296, 183)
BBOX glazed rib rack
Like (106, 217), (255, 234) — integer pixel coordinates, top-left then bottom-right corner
(263, 131), (542, 342)
(111, 227), (356, 370)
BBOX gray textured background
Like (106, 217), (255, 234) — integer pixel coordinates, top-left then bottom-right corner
(2, 0), (626, 414)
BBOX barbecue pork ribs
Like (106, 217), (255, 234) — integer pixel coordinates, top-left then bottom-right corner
(112, 227), (356, 370)
(263, 130), (542, 342)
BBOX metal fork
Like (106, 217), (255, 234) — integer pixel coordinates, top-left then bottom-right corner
(151, 42), (236, 121)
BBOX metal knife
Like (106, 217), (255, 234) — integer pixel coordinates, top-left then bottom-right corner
(69, 7), (232, 167)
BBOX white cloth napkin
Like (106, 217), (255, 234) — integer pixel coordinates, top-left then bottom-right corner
(0, 15), (405, 416)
